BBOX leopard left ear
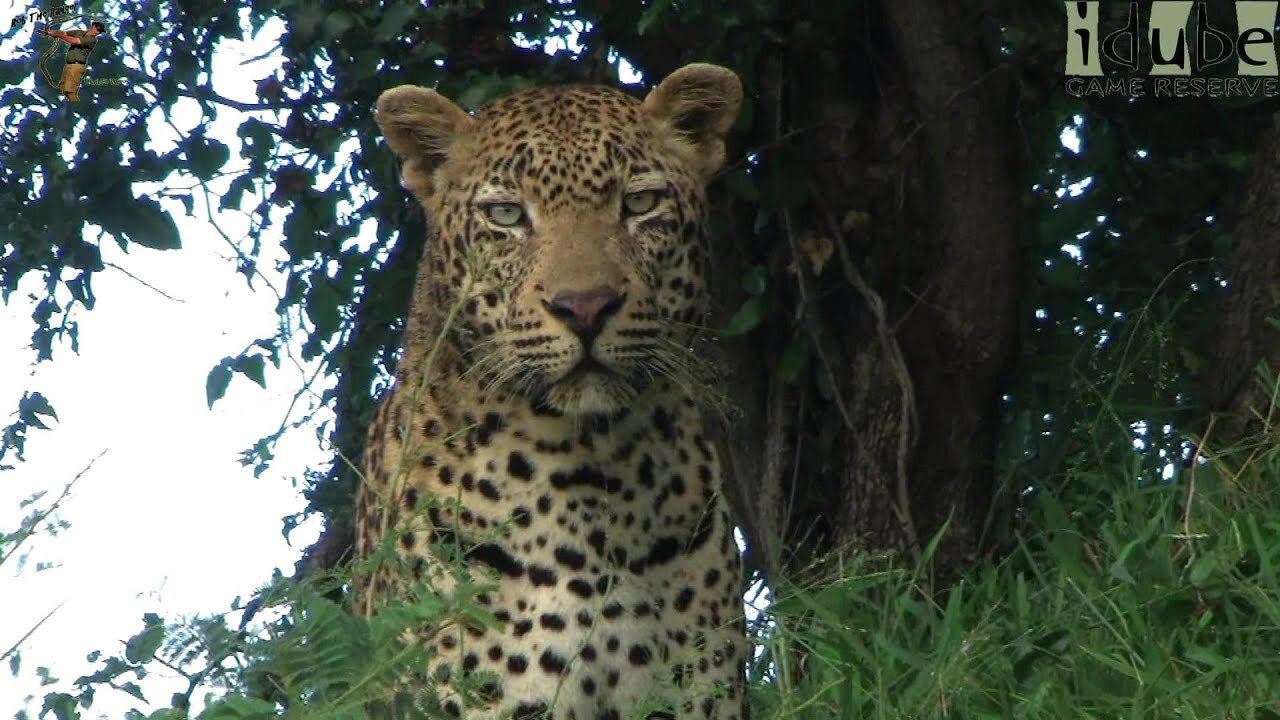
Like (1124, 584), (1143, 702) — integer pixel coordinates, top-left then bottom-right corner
(642, 63), (742, 178)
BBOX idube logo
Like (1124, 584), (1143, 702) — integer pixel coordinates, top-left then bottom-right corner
(1065, 1), (1280, 98)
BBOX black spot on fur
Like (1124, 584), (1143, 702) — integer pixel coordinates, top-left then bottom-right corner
(549, 466), (622, 493)
(609, 546), (628, 566)
(467, 543), (524, 577)
(508, 451), (534, 480)
(637, 454), (656, 488)
(478, 681), (503, 702)
(629, 644), (653, 665)
(477, 478), (501, 501)
(539, 649), (568, 674)
(652, 406), (675, 441)
(704, 568), (721, 588)
(554, 546), (587, 570)
(567, 578), (594, 598)
(512, 506), (533, 527)
(528, 564), (558, 586)
(587, 529), (607, 557)
(647, 536), (681, 565)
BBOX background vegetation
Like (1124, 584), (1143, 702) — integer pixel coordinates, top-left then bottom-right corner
(4, 0), (1280, 717)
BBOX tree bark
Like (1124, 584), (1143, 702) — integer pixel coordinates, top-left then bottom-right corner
(718, 0), (1021, 580)
(1206, 114), (1280, 444)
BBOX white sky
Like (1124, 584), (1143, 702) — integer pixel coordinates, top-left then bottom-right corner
(1, 13), (326, 717)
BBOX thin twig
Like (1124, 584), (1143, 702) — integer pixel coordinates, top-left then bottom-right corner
(104, 262), (185, 303)
(0, 603), (64, 665)
(1182, 416), (1215, 569)
(1, 449), (107, 570)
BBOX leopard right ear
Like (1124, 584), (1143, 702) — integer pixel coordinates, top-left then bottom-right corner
(375, 85), (474, 199)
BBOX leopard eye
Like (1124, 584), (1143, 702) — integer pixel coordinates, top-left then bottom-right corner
(483, 202), (525, 227)
(622, 189), (661, 216)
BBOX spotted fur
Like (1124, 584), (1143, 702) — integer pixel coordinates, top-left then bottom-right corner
(355, 64), (745, 720)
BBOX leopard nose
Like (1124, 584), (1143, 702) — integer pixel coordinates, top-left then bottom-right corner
(542, 287), (627, 342)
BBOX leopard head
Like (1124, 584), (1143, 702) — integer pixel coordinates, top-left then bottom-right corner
(377, 64), (742, 416)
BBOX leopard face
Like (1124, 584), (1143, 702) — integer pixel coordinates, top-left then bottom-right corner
(378, 66), (741, 417)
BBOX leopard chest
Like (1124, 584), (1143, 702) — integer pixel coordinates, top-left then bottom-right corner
(359, 393), (744, 719)
(412, 400), (719, 569)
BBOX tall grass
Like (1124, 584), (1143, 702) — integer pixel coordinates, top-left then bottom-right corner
(749, 416), (1280, 719)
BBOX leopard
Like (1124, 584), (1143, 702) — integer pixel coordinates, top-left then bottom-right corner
(354, 63), (746, 720)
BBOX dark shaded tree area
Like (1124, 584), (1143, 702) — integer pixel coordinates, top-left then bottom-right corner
(5, 0), (1280, 660)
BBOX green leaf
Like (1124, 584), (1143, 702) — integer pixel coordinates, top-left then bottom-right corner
(637, 0), (673, 34)
(23, 392), (58, 422)
(105, 195), (182, 250)
(206, 361), (233, 409)
(199, 695), (277, 720)
(1109, 560), (1135, 585)
(231, 355), (267, 388)
(724, 167), (758, 202)
(188, 137), (230, 181)
(740, 265), (768, 295)
(1189, 554), (1217, 587)
(724, 295), (767, 336)
(40, 692), (78, 720)
(125, 622), (164, 664)
(237, 120), (276, 163)
(321, 11), (355, 40)
(374, 3), (417, 41)
(220, 174), (254, 211)
(305, 275), (343, 338)
(779, 336), (809, 382)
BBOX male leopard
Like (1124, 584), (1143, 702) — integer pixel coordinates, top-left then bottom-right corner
(355, 64), (746, 720)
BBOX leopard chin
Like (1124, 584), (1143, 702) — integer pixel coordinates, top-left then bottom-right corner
(543, 367), (640, 416)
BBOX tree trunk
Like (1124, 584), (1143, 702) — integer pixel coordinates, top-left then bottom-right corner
(1206, 114), (1280, 445)
(718, 0), (1021, 581)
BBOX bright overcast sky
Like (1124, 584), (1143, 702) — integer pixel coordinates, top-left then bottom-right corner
(0, 14), (326, 717)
